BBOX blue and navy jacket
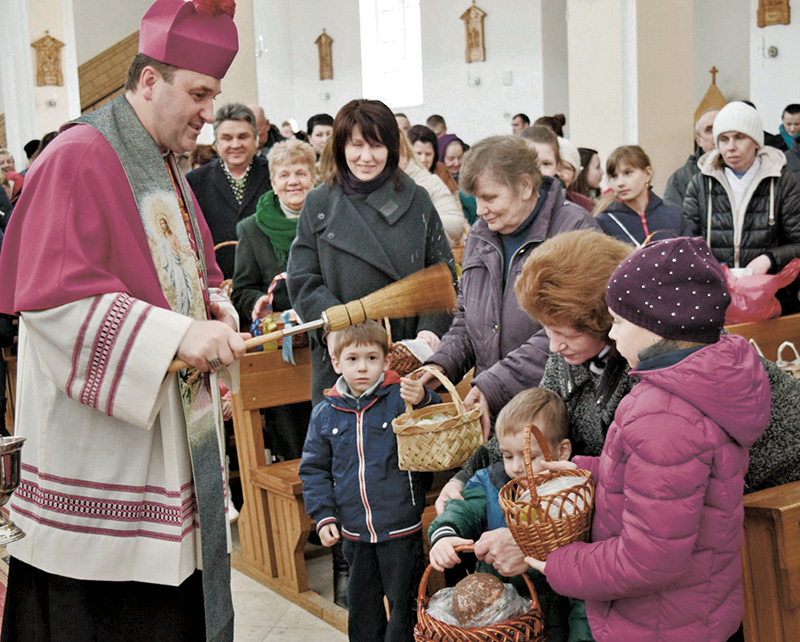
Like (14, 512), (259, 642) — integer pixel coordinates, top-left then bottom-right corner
(299, 371), (440, 543)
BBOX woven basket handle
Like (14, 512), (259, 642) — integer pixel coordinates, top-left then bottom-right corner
(417, 543), (536, 604)
(642, 230), (679, 246)
(405, 365), (465, 415)
(522, 423), (552, 509)
(417, 544), (476, 602)
(383, 317), (394, 347)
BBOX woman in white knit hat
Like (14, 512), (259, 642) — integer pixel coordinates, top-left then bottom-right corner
(683, 100), (800, 312)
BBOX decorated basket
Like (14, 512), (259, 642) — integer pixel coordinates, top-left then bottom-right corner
(414, 544), (546, 642)
(264, 273), (309, 348)
(498, 423), (595, 561)
(392, 366), (482, 472)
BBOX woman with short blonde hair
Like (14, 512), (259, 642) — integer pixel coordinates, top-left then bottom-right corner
(233, 138), (317, 324)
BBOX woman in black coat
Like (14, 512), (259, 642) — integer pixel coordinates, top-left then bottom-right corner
(287, 99), (455, 405)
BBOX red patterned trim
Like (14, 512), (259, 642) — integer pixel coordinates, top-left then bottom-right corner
(81, 293), (134, 409)
(12, 503), (196, 542)
(105, 302), (154, 416)
(22, 463), (192, 498)
(66, 295), (102, 399)
(15, 478), (193, 526)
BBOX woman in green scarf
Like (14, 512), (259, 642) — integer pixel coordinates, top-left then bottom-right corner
(233, 138), (316, 322)
(231, 138), (317, 463)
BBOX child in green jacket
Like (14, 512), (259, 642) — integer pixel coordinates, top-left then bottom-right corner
(428, 388), (592, 642)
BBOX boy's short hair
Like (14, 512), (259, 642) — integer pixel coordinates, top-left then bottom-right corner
(495, 388), (568, 446)
(331, 320), (389, 359)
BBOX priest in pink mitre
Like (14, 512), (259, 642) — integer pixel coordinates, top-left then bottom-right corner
(0, 1), (248, 640)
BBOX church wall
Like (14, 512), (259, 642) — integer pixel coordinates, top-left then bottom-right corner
(694, 0), (750, 110)
(566, 0), (625, 182)
(748, 0), (800, 133)
(252, 0), (559, 145)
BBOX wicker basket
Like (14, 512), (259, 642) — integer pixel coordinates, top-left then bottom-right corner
(414, 544), (546, 642)
(384, 318), (423, 376)
(392, 366), (482, 472)
(498, 423), (595, 561)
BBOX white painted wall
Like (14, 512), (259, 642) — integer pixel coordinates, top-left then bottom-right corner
(253, 0), (566, 145)
(694, 0), (749, 109)
(566, 0), (625, 171)
(748, 0), (800, 134)
(73, 0), (152, 64)
(72, 0), (255, 109)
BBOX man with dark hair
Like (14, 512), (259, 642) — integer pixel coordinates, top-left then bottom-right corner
(188, 103), (271, 279)
(784, 104), (800, 181)
(780, 103), (800, 149)
(511, 112), (530, 134)
(23, 139), (40, 164)
(0, 1), (246, 640)
(395, 112), (411, 135)
(426, 113), (446, 136)
(306, 112), (334, 157)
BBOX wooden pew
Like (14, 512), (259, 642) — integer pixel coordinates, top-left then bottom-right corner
(228, 347), (348, 628)
(726, 313), (800, 640)
(742, 481), (800, 640)
(726, 311), (800, 362)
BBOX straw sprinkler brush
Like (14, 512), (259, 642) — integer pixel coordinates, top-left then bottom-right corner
(168, 263), (457, 373)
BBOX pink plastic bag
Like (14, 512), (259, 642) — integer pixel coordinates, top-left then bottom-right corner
(723, 258), (800, 324)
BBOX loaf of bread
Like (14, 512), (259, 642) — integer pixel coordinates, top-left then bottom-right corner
(451, 573), (504, 625)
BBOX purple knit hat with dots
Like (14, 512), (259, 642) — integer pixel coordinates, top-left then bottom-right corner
(605, 237), (730, 343)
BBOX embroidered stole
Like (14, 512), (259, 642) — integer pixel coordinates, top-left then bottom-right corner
(76, 97), (233, 642)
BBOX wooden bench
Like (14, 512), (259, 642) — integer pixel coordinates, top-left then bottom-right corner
(726, 311), (800, 362)
(742, 480), (800, 640)
(726, 313), (800, 640)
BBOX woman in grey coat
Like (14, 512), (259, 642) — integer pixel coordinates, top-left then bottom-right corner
(422, 136), (598, 436)
(287, 99), (455, 405)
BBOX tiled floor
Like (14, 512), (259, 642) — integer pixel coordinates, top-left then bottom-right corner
(231, 524), (346, 642)
(231, 566), (346, 642)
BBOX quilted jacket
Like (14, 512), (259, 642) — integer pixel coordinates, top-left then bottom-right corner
(545, 334), (770, 641)
(683, 146), (800, 269)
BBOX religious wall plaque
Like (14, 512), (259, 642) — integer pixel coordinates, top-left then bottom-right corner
(315, 29), (333, 80)
(32, 31), (65, 86)
(757, 0), (790, 27)
(460, 2), (486, 63)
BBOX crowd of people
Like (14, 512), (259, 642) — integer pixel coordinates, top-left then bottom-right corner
(2, 0), (800, 641)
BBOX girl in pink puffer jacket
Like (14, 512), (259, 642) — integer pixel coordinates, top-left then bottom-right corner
(527, 237), (771, 641)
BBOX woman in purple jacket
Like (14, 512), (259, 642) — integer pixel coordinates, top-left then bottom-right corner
(422, 135), (598, 436)
(528, 237), (771, 641)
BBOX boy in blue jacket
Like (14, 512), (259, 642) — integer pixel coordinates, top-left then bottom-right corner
(299, 320), (439, 642)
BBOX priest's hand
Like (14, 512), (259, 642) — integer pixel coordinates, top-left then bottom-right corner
(210, 302), (238, 331)
(177, 319), (249, 372)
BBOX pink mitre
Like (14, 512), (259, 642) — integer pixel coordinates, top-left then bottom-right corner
(139, 0), (238, 80)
